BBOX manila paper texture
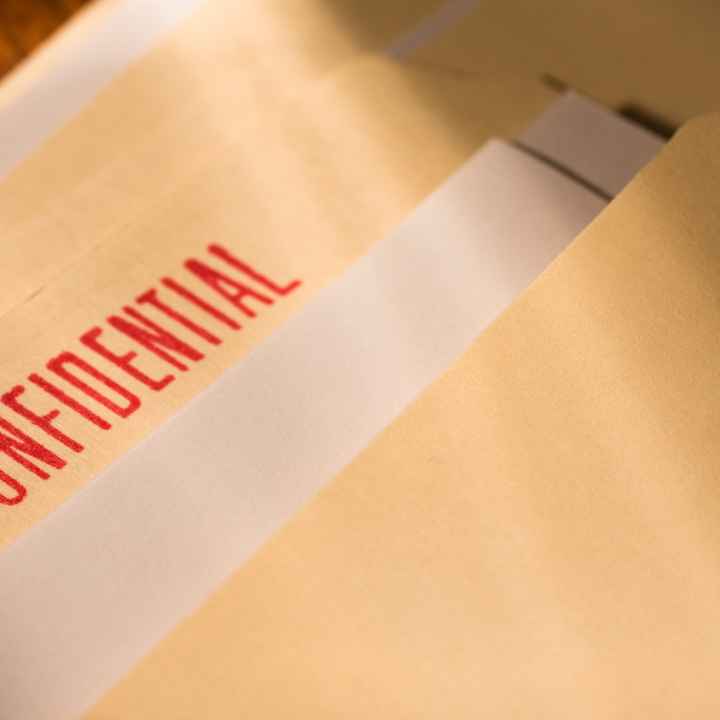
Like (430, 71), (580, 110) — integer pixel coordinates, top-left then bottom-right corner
(0, 0), (718, 718)
(90, 115), (720, 717)
(2, 0), (719, 545)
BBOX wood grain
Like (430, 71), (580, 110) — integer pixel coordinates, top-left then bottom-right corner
(0, 0), (92, 79)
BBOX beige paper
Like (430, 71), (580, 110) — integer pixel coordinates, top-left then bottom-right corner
(0, 32), (552, 545)
(0, 137), (616, 720)
(91, 112), (720, 719)
(409, 0), (720, 128)
(0, 0), (718, 715)
(0, 0), (446, 317)
(5, 0), (720, 547)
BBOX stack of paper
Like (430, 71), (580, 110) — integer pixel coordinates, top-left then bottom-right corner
(0, 1), (718, 718)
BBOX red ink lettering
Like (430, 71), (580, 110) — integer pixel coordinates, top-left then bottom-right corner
(29, 373), (111, 430)
(81, 327), (173, 391)
(209, 244), (301, 296)
(47, 352), (140, 418)
(162, 278), (240, 330)
(185, 259), (273, 318)
(110, 307), (204, 372)
(2, 385), (83, 453)
(0, 470), (25, 505)
(0, 416), (65, 479)
(136, 289), (221, 346)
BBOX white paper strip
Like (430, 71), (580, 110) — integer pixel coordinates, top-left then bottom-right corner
(519, 90), (664, 197)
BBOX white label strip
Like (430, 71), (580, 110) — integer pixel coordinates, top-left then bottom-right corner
(519, 91), (664, 198)
(0, 138), (608, 719)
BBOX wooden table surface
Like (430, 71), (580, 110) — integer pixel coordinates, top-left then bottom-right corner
(0, 0), (93, 79)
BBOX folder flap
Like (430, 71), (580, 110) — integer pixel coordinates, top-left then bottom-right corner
(91, 112), (720, 718)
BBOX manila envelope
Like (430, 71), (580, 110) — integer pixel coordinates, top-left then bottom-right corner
(3, 0), (720, 544)
(0, 0), (718, 716)
(91, 111), (720, 719)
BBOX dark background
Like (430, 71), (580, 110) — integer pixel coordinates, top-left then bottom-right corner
(0, 0), (93, 78)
